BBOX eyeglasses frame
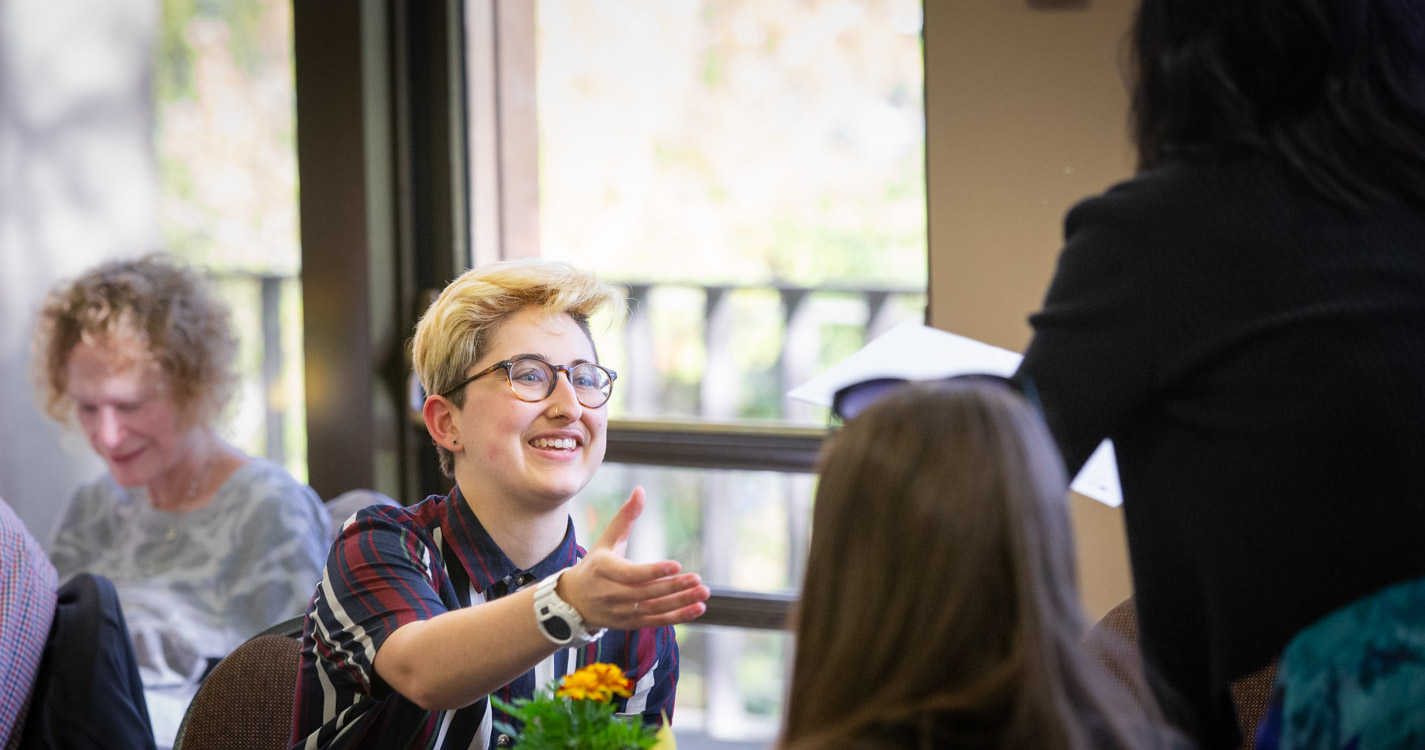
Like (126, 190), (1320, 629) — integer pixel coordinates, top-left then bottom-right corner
(830, 372), (1040, 423)
(439, 356), (619, 408)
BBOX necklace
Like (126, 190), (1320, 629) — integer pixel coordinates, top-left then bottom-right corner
(162, 448), (215, 543)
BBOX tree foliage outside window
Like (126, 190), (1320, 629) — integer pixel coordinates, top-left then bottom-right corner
(155, 0), (306, 479)
(539, 2), (927, 744)
(539, 0), (927, 424)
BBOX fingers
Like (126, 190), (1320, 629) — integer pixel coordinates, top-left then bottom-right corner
(592, 553), (680, 586)
(567, 560), (708, 631)
(591, 487), (645, 557)
(629, 585), (711, 629)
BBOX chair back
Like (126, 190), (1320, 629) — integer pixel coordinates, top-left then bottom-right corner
(19, 573), (154, 750)
(1090, 596), (1278, 750)
(171, 616), (304, 750)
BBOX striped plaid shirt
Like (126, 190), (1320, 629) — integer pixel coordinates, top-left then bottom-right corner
(0, 497), (56, 749)
(290, 486), (679, 750)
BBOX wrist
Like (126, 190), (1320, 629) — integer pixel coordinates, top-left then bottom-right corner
(533, 568), (606, 647)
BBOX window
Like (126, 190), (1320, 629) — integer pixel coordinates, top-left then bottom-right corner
(465, 1), (925, 744)
(537, 0), (927, 426)
(157, 0), (306, 478)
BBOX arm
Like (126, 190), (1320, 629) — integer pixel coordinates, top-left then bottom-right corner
(47, 483), (102, 584)
(1017, 193), (1161, 475)
(373, 487), (709, 711)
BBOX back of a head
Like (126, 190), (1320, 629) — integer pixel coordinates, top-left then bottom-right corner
(1130, 0), (1425, 209)
(783, 382), (1163, 749)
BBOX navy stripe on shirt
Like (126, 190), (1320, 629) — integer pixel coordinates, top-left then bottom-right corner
(291, 486), (679, 750)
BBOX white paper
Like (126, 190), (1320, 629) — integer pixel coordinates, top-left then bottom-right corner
(788, 322), (1122, 507)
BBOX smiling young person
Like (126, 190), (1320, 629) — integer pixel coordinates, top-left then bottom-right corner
(292, 259), (710, 750)
(33, 254), (331, 747)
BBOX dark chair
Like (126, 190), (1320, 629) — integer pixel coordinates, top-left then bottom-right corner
(1092, 596), (1278, 750)
(19, 573), (155, 750)
(171, 615), (305, 750)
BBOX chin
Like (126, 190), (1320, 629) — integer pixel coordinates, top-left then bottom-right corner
(104, 458), (156, 489)
(108, 470), (151, 489)
(535, 477), (594, 507)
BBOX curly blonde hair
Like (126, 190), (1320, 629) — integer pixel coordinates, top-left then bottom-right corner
(411, 259), (624, 476)
(32, 253), (239, 428)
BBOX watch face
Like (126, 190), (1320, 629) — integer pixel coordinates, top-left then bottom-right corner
(540, 607), (573, 641)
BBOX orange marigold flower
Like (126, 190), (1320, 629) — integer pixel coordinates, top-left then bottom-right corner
(556, 663), (635, 702)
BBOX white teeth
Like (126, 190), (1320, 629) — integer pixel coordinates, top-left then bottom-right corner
(532, 437), (576, 450)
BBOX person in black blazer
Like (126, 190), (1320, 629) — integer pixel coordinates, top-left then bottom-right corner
(1016, 1), (1425, 748)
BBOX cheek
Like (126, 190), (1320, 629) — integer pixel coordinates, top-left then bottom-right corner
(584, 414), (609, 447)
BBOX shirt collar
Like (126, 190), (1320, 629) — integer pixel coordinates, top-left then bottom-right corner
(438, 484), (584, 596)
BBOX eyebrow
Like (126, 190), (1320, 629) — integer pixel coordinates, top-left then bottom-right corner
(506, 353), (593, 365)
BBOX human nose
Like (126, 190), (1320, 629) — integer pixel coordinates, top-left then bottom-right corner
(544, 372), (584, 421)
(94, 407), (126, 447)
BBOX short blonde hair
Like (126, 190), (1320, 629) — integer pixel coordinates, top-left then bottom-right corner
(411, 259), (624, 476)
(32, 253), (239, 428)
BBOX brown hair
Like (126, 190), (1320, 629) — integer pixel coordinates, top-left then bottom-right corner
(411, 259), (623, 476)
(32, 253), (239, 428)
(781, 382), (1176, 750)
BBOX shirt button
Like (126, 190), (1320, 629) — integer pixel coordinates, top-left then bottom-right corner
(496, 734), (513, 747)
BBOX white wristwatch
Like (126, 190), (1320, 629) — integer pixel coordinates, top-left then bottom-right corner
(533, 568), (606, 647)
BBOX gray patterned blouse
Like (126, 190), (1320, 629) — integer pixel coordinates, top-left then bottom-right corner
(48, 458), (331, 748)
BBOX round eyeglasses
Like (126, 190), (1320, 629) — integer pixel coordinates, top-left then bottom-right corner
(440, 357), (618, 408)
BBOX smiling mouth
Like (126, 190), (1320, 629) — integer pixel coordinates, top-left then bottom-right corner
(110, 448), (145, 463)
(530, 437), (578, 451)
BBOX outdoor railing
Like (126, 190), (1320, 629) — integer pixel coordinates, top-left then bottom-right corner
(224, 272), (923, 631)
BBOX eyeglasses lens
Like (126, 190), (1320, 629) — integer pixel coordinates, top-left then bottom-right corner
(507, 359), (553, 401)
(832, 378), (907, 421)
(507, 359), (613, 408)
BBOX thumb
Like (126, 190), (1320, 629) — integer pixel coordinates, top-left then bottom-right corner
(592, 486), (645, 558)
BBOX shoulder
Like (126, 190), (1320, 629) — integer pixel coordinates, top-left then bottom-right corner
(1067, 157), (1300, 239)
(0, 499), (51, 572)
(221, 459), (330, 541)
(51, 475), (129, 544)
(224, 459), (324, 514)
(332, 497), (444, 563)
(67, 474), (126, 510)
(227, 458), (318, 498)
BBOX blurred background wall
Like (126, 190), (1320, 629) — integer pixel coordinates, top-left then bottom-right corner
(0, 0), (157, 539)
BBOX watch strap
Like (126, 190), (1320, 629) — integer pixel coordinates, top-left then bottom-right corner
(533, 568), (606, 646)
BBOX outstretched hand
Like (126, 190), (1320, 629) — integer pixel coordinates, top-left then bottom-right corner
(559, 487), (710, 631)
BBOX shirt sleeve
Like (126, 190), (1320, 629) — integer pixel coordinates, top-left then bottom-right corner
(219, 472), (333, 641)
(0, 498), (57, 739)
(305, 506), (449, 697)
(47, 482), (104, 585)
(1016, 190), (1162, 475)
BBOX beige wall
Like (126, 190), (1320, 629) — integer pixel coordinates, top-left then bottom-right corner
(0, 0), (158, 541)
(923, 0), (1138, 620)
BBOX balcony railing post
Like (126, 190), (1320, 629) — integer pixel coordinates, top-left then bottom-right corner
(618, 284), (667, 566)
(622, 284), (656, 417)
(262, 275), (286, 466)
(778, 287), (817, 423)
(700, 284), (747, 734)
(864, 289), (898, 341)
(778, 287), (817, 592)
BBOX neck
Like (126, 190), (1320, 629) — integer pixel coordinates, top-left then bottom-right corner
(149, 430), (218, 512)
(455, 474), (570, 570)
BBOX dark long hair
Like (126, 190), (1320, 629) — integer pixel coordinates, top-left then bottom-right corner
(779, 383), (1178, 750)
(1130, 0), (1425, 209)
